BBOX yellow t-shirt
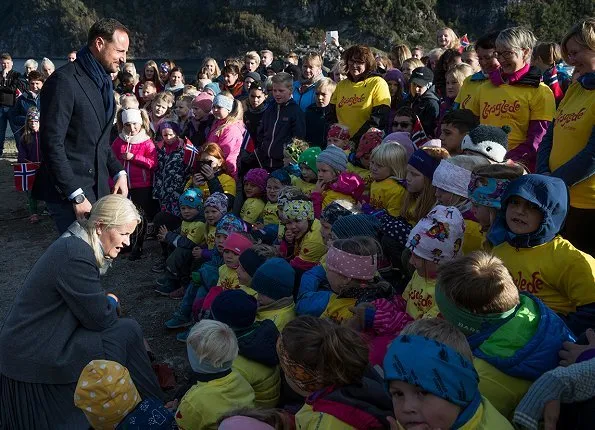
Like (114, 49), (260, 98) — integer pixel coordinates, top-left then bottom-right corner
(262, 201), (279, 226)
(233, 355), (280, 409)
(256, 302), (296, 331)
(295, 220), (328, 265)
(474, 358), (532, 421)
(548, 82), (595, 208)
(331, 76), (391, 136)
(492, 235), (595, 315)
(402, 272), (440, 319)
(180, 220), (206, 246)
(292, 176), (316, 197)
(347, 163), (373, 198)
(321, 294), (356, 324)
(296, 402), (356, 430)
(175, 371), (255, 430)
(455, 75), (486, 110)
(463, 219), (485, 255)
(184, 173), (236, 197)
(469, 81), (555, 150)
(205, 224), (217, 250)
(218, 265), (240, 291)
(240, 197), (265, 225)
(370, 178), (406, 217)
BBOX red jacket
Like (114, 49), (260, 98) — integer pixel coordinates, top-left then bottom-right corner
(111, 130), (157, 189)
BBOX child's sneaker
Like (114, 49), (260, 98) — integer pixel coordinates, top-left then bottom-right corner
(154, 278), (179, 296)
(164, 314), (192, 329)
(168, 286), (185, 300)
(151, 257), (166, 273)
(176, 330), (190, 343)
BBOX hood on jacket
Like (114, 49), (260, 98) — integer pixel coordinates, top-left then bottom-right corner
(487, 174), (568, 248)
(468, 293), (575, 380)
(578, 71), (595, 90)
(236, 319), (280, 367)
(307, 367), (393, 430)
(416, 85), (440, 103)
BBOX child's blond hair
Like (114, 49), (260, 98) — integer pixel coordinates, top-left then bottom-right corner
(370, 142), (408, 179)
(401, 318), (473, 360)
(437, 251), (520, 314)
(315, 77), (337, 94)
(187, 320), (239, 368)
(271, 72), (293, 90)
(120, 93), (140, 109)
(445, 63), (474, 86)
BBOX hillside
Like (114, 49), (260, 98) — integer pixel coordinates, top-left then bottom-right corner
(0, 0), (593, 59)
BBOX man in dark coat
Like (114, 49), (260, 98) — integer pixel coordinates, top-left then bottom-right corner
(33, 18), (130, 233)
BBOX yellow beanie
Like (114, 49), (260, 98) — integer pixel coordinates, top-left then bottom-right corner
(74, 360), (141, 430)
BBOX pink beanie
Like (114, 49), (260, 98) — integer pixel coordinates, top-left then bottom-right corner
(383, 132), (416, 160)
(244, 168), (269, 194)
(192, 92), (214, 113)
(223, 233), (253, 255)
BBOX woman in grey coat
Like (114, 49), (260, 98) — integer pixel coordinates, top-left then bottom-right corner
(0, 195), (163, 429)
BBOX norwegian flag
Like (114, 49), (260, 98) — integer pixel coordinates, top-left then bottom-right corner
(183, 139), (200, 171)
(543, 66), (564, 103)
(460, 34), (470, 48)
(410, 115), (429, 148)
(13, 162), (40, 191)
(241, 129), (255, 153)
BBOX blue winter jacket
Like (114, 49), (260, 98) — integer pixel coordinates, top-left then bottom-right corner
(296, 264), (332, 317)
(13, 90), (40, 131)
(468, 293), (575, 381)
(292, 80), (317, 112)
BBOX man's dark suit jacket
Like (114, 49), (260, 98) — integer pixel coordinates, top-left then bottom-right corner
(33, 60), (122, 203)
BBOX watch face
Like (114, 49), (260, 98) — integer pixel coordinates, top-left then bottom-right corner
(75, 194), (85, 204)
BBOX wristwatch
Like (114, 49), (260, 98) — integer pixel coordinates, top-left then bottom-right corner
(72, 193), (86, 204)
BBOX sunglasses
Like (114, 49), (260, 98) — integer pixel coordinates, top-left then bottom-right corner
(393, 121), (412, 128)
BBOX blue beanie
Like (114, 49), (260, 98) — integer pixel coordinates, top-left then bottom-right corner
(331, 214), (380, 239)
(211, 290), (257, 329)
(251, 258), (295, 300)
(269, 169), (292, 186)
(204, 82), (221, 96)
(179, 187), (203, 210)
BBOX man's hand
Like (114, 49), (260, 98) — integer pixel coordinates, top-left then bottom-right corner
(73, 198), (93, 220)
(112, 174), (129, 197)
(157, 225), (168, 242)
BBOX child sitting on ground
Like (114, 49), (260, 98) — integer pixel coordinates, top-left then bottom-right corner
(368, 142), (408, 216)
(384, 329), (514, 429)
(188, 142), (236, 203)
(156, 188), (205, 299)
(312, 145), (365, 217)
(293, 147), (321, 197)
(175, 320), (255, 429)
(439, 108), (479, 155)
(432, 155), (490, 254)
(488, 174), (595, 336)
(468, 162), (525, 235)
(278, 316), (393, 429)
(251, 257), (297, 331)
(461, 124), (509, 163)
(75, 360), (174, 430)
(211, 289), (281, 408)
(240, 168), (269, 225)
(436, 251), (575, 419)
(261, 169), (291, 235)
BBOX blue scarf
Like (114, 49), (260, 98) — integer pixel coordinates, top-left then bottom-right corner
(383, 335), (482, 429)
(76, 45), (114, 123)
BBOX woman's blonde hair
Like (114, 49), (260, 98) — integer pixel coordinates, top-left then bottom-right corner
(437, 251), (520, 314)
(187, 320), (238, 367)
(496, 27), (537, 63)
(371, 142), (408, 179)
(561, 18), (595, 63)
(201, 57), (221, 77)
(437, 27), (461, 50)
(401, 318), (473, 360)
(402, 57), (424, 71)
(212, 90), (244, 136)
(445, 63), (474, 86)
(302, 52), (323, 68)
(81, 195), (141, 269)
(244, 51), (261, 65)
(390, 44), (412, 69)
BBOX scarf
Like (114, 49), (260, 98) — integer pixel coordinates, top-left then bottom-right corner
(76, 45), (114, 123)
(489, 64), (541, 88)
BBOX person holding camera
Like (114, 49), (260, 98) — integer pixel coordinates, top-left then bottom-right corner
(0, 52), (25, 157)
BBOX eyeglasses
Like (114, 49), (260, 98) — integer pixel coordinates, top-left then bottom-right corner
(494, 50), (517, 60)
(393, 121), (412, 128)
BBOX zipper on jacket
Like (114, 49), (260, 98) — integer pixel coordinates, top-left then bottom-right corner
(267, 104), (281, 168)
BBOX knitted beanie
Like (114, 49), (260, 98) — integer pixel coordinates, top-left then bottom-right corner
(204, 82), (221, 96)
(317, 144), (348, 173)
(223, 233), (253, 255)
(158, 121), (181, 136)
(327, 123), (351, 141)
(211, 290), (257, 329)
(269, 169), (292, 186)
(408, 149), (441, 179)
(298, 147), (322, 174)
(285, 139), (310, 163)
(461, 125), (509, 162)
(204, 192), (228, 214)
(27, 107), (40, 122)
(251, 257), (295, 300)
(238, 248), (267, 277)
(192, 92), (214, 113)
(244, 168), (269, 193)
(213, 93), (235, 112)
(384, 68), (406, 88)
(216, 214), (248, 236)
(432, 159), (472, 198)
(179, 187), (203, 210)
(244, 71), (262, 83)
(331, 214), (380, 240)
(407, 205), (465, 264)
(356, 128), (385, 158)
(383, 132), (416, 160)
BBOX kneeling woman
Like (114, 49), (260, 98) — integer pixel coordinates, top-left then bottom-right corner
(0, 195), (162, 429)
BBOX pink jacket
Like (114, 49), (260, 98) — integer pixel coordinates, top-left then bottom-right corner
(206, 119), (245, 177)
(111, 130), (157, 189)
(311, 171), (366, 218)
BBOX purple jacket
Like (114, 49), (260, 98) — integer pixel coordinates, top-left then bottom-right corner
(17, 133), (41, 163)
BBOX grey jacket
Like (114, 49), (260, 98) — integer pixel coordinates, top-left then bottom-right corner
(0, 223), (118, 384)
